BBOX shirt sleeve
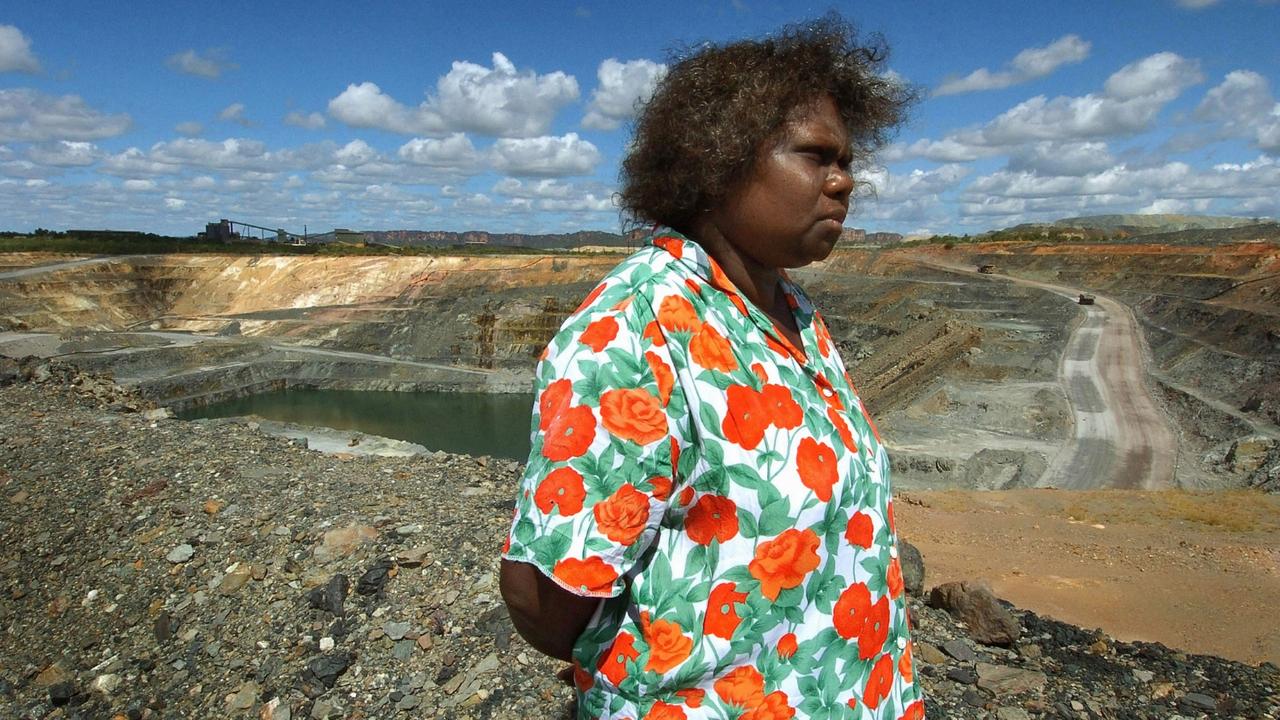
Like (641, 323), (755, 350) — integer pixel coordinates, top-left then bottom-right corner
(503, 279), (684, 598)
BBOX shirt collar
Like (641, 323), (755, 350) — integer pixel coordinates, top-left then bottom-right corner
(647, 227), (818, 363)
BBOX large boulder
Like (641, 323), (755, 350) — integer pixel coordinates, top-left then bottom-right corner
(928, 579), (1021, 646)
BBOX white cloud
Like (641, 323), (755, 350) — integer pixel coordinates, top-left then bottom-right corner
(123, 179), (156, 191)
(333, 139), (378, 166)
(26, 141), (101, 167)
(1175, 0), (1221, 8)
(175, 121), (203, 136)
(1195, 70), (1280, 155)
(492, 177), (575, 198)
(218, 102), (252, 127)
(328, 53), (579, 137)
(0, 88), (131, 142)
(1006, 141), (1116, 176)
(489, 133), (601, 176)
(328, 82), (446, 135)
(582, 58), (666, 130)
(164, 197), (187, 210)
(397, 133), (479, 169)
(0, 24), (40, 73)
(165, 49), (235, 79)
(935, 35), (1090, 96)
(284, 111), (326, 129)
(900, 53), (1203, 162)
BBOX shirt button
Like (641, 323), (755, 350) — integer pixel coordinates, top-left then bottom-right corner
(897, 636), (907, 650)
(822, 388), (834, 397)
(889, 545), (898, 558)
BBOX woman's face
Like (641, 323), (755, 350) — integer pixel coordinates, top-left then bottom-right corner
(708, 95), (854, 270)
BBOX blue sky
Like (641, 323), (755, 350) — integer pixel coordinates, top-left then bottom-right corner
(2, 1), (1278, 237)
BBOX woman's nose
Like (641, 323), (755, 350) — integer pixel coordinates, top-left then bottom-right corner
(825, 166), (853, 196)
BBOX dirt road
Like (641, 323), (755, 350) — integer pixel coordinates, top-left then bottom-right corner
(911, 258), (1179, 489)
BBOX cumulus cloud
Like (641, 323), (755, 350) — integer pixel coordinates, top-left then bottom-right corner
(1175, 0), (1220, 8)
(26, 140), (101, 167)
(489, 133), (601, 176)
(397, 133), (479, 169)
(0, 24), (40, 73)
(582, 58), (666, 130)
(175, 121), (203, 136)
(935, 35), (1090, 96)
(1006, 141), (1117, 176)
(328, 53), (579, 137)
(0, 88), (131, 142)
(899, 52), (1202, 162)
(218, 102), (252, 127)
(165, 49), (235, 79)
(101, 138), (322, 177)
(283, 111), (326, 129)
(1195, 70), (1280, 154)
(164, 197), (187, 210)
(123, 179), (157, 191)
(492, 177), (575, 198)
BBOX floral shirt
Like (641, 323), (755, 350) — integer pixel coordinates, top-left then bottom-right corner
(504, 229), (924, 720)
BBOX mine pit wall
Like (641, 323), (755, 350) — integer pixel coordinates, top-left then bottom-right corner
(901, 241), (1280, 490)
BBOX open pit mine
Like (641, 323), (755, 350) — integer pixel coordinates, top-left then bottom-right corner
(0, 229), (1276, 492)
(1, 227), (1279, 718)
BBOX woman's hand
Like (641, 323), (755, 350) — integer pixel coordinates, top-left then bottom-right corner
(499, 558), (603, 662)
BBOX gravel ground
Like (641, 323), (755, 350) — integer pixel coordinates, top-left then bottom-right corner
(0, 360), (1276, 719)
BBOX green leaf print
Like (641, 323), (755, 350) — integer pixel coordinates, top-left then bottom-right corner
(698, 401), (723, 440)
(737, 510), (758, 539)
(513, 518), (535, 546)
(757, 498), (793, 536)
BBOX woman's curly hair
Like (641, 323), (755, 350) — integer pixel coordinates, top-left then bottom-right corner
(619, 15), (915, 233)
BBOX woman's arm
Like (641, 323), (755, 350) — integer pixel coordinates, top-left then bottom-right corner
(499, 558), (603, 662)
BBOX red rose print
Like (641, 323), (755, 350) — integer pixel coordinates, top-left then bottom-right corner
(686, 495), (739, 545)
(862, 654), (894, 710)
(533, 467), (586, 516)
(538, 378), (572, 431)
(703, 582), (748, 639)
(827, 406), (857, 452)
(542, 404), (596, 461)
(777, 633), (798, 659)
(797, 437), (838, 501)
(594, 484), (650, 546)
(597, 631), (638, 685)
(657, 295), (700, 333)
(579, 315), (619, 352)
(740, 691), (795, 720)
(845, 511), (874, 548)
(723, 384), (769, 450)
(689, 324), (738, 373)
(645, 351), (675, 406)
(748, 528), (820, 601)
(554, 556), (618, 595)
(600, 388), (668, 445)
(714, 665), (764, 708)
(761, 384), (803, 429)
(641, 613), (692, 674)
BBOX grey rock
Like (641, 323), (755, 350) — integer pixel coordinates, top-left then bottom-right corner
(898, 539), (924, 596)
(1180, 692), (1218, 712)
(226, 680), (258, 711)
(929, 580), (1022, 646)
(947, 667), (978, 684)
(976, 662), (1047, 696)
(166, 544), (194, 563)
(942, 638), (978, 662)
(996, 707), (1030, 720)
(383, 621), (410, 641)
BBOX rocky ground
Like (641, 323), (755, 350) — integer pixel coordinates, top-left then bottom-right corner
(0, 361), (1277, 719)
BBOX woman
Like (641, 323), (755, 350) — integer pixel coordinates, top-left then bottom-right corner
(500, 16), (922, 720)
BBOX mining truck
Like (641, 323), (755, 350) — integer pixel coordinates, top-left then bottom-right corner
(1078, 293), (1095, 305)
(977, 264), (996, 274)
